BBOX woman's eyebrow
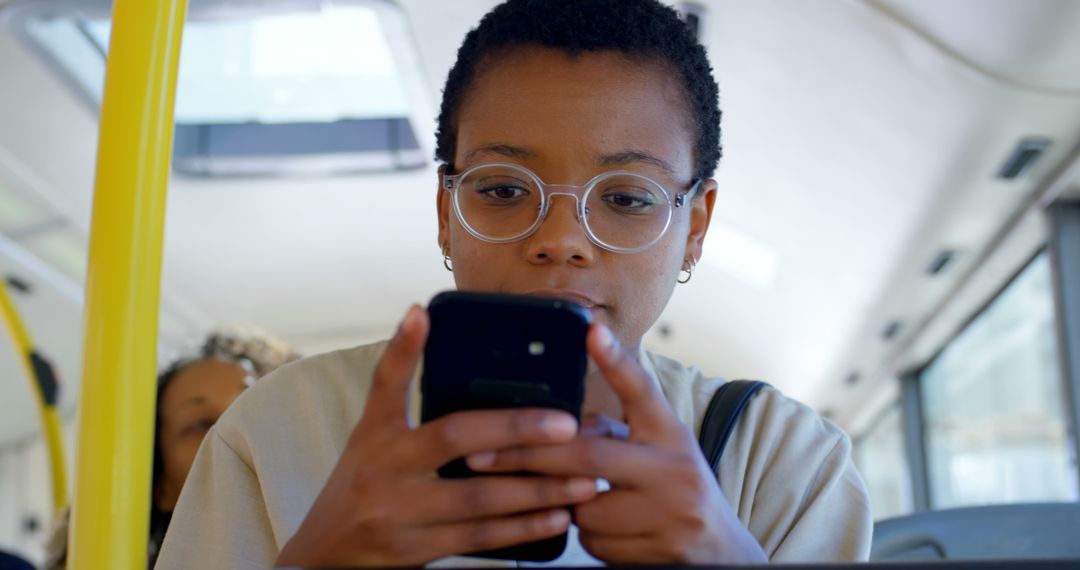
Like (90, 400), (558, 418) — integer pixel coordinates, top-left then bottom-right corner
(598, 150), (677, 178)
(463, 143), (536, 163)
(176, 396), (209, 411)
(462, 145), (677, 178)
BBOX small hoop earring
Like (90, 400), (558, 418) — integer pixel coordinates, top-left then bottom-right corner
(442, 243), (454, 272)
(677, 256), (697, 284)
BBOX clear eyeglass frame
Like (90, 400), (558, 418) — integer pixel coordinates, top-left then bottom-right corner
(442, 162), (702, 254)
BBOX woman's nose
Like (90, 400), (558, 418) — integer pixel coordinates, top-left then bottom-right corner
(524, 194), (596, 266)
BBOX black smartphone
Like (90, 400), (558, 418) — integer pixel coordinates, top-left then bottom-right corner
(420, 290), (591, 562)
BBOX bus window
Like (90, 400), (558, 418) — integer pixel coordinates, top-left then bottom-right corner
(920, 252), (1078, 509)
(855, 403), (915, 520)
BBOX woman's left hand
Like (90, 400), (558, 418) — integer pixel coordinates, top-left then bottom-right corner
(466, 324), (769, 565)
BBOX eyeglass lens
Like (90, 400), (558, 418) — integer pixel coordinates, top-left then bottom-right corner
(454, 165), (672, 250)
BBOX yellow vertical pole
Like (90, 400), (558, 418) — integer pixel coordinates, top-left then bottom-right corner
(69, 0), (187, 567)
(0, 281), (67, 511)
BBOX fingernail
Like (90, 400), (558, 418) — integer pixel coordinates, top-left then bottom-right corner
(398, 305), (419, 335)
(596, 325), (616, 352)
(542, 414), (577, 439)
(567, 478), (597, 498)
(547, 509), (571, 530)
(596, 325), (614, 348)
(466, 451), (495, 469)
(406, 304), (422, 324)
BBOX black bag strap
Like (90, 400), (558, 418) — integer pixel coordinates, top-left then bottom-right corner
(698, 380), (767, 473)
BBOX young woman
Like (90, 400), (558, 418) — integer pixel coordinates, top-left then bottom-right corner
(156, 1), (871, 567)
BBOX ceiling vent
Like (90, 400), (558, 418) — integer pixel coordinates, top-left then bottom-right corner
(881, 320), (902, 341)
(926, 248), (958, 276)
(657, 322), (673, 340)
(997, 138), (1051, 180)
(679, 2), (705, 40)
(4, 274), (32, 294)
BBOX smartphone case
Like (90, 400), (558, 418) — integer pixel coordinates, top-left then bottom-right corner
(420, 290), (591, 561)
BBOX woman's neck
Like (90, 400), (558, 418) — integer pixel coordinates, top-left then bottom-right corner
(583, 369), (623, 420)
(581, 341), (641, 421)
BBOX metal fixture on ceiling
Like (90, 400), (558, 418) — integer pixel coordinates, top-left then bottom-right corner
(679, 2), (705, 40)
(926, 249), (959, 276)
(998, 138), (1051, 180)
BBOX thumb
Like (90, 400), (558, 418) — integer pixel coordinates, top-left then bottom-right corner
(586, 323), (676, 441)
(360, 304), (429, 431)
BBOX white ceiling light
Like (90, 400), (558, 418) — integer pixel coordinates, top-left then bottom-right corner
(0, 182), (47, 234)
(21, 229), (88, 283)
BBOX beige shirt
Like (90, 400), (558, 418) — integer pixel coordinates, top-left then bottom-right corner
(156, 342), (872, 568)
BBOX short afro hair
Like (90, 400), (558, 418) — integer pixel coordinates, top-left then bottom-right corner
(435, 0), (722, 181)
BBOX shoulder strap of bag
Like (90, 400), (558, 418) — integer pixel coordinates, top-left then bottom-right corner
(698, 380), (767, 473)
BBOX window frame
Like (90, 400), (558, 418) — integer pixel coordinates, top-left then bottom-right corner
(1048, 200), (1080, 496)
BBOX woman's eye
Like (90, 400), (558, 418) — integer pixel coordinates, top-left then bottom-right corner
(181, 418), (216, 436)
(478, 185), (530, 201)
(602, 191), (656, 211)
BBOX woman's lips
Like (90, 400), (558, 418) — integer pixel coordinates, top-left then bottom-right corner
(523, 290), (601, 309)
(522, 290), (610, 324)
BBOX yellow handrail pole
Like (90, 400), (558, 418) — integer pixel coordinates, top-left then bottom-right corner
(68, 0), (187, 566)
(0, 280), (68, 511)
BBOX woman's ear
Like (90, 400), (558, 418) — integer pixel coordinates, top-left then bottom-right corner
(436, 164), (451, 251)
(685, 179), (718, 263)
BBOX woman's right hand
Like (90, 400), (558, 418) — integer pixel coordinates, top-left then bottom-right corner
(275, 305), (597, 568)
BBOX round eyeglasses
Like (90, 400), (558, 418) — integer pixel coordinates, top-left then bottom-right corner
(443, 163), (701, 254)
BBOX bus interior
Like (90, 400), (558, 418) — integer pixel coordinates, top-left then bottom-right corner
(1, 0), (1080, 567)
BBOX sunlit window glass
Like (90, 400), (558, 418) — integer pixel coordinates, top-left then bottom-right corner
(921, 252), (1078, 509)
(15, 2), (427, 176)
(76, 6), (411, 124)
(855, 404), (914, 520)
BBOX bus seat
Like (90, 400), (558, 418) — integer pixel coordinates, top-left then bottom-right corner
(871, 502), (1080, 561)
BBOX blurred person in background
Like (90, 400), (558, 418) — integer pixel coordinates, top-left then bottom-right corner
(43, 328), (299, 570)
